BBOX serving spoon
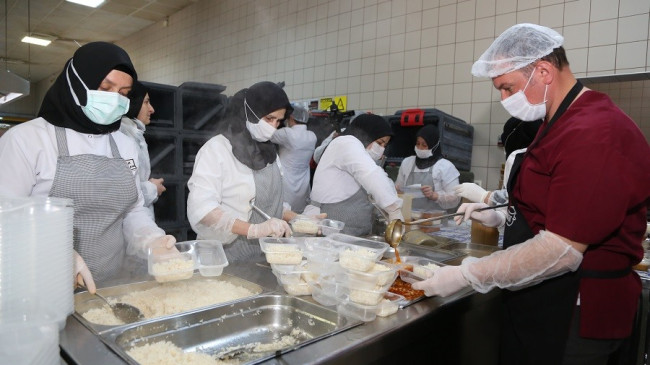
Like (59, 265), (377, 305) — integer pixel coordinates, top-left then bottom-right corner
(384, 204), (508, 248)
(80, 284), (144, 323)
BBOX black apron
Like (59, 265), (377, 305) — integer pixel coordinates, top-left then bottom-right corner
(500, 81), (584, 365)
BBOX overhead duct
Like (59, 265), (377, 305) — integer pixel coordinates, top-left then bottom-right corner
(0, 70), (30, 104)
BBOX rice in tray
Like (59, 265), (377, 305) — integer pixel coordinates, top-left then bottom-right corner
(81, 280), (256, 325)
(127, 341), (230, 365)
(413, 262), (441, 278)
(339, 248), (378, 271)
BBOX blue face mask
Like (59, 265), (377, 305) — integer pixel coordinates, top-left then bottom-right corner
(66, 60), (130, 126)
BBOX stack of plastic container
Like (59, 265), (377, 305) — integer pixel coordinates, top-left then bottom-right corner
(0, 196), (74, 364)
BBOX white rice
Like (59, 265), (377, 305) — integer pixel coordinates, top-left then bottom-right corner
(127, 341), (231, 365)
(349, 288), (383, 305)
(152, 258), (194, 283)
(81, 280), (256, 325)
(264, 244), (302, 265)
(413, 262), (440, 278)
(292, 220), (319, 235)
(339, 248), (377, 272)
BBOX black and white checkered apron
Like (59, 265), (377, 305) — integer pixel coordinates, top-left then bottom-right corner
(223, 161), (284, 263)
(49, 127), (138, 283)
(311, 187), (373, 236)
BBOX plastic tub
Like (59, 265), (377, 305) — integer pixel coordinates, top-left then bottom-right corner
(328, 233), (390, 258)
(336, 297), (378, 322)
(335, 282), (388, 306)
(195, 241), (228, 277)
(290, 217), (345, 236)
(302, 237), (340, 262)
(376, 292), (405, 317)
(272, 261), (311, 285)
(259, 237), (304, 265)
(282, 280), (312, 296)
(398, 256), (444, 282)
(308, 281), (339, 306)
(148, 241), (196, 283)
(336, 262), (398, 289)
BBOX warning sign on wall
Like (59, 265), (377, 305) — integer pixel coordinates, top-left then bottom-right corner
(319, 96), (347, 112)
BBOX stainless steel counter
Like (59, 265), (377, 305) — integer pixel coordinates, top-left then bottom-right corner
(60, 259), (502, 365)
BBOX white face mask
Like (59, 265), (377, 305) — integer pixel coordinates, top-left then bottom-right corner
(244, 99), (277, 142)
(500, 68), (547, 122)
(66, 60), (130, 126)
(414, 146), (433, 159)
(367, 142), (385, 161)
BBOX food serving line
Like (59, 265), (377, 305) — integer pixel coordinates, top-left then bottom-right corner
(60, 229), (505, 365)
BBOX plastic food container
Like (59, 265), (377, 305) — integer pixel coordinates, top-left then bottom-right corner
(336, 297), (378, 322)
(302, 237), (340, 262)
(328, 234), (389, 271)
(308, 280), (339, 306)
(398, 256), (444, 282)
(272, 261), (311, 285)
(335, 282), (387, 306)
(402, 184), (424, 198)
(195, 241), (229, 277)
(282, 280), (312, 296)
(376, 292), (405, 317)
(259, 237), (304, 265)
(290, 217), (345, 236)
(408, 209), (446, 233)
(336, 262), (398, 290)
(148, 241), (196, 283)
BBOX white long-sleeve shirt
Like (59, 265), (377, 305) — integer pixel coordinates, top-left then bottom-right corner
(271, 124), (317, 212)
(395, 156), (460, 209)
(120, 117), (158, 219)
(308, 135), (401, 211)
(0, 117), (164, 257)
(186, 135), (257, 244)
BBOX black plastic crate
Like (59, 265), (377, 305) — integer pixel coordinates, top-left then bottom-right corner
(182, 134), (212, 177)
(177, 82), (229, 131)
(153, 180), (184, 225)
(384, 108), (473, 171)
(142, 81), (177, 128)
(145, 132), (179, 176)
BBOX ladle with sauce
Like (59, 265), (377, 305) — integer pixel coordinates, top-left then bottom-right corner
(79, 284), (144, 323)
(385, 204), (508, 248)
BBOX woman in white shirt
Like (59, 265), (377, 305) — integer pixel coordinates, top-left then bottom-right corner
(395, 124), (460, 211)
(0, 42), (175, 293)
(120, 81), (166, 220)
(187, 81), (294, 262)
(305, 114), (403, 236)
(271, 103), (317, 212)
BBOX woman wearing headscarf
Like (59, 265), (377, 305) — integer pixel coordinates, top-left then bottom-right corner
(120, 81), (166, 220)
(304, 114), (403, 236)
(454, 117), (542, 206)
(394, 124), (460, 211)
(187, 81), (294, 263)
(0, 42), (176, 293)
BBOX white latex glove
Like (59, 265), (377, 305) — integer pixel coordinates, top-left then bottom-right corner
(411, 265), (469, 297)
(460, 230), (583, 293)
(454, 183), (489, 204)
(74, 250), (96, 294)
(247, 218), (292, 239)
(147, 235), (178, 258)
(454, 203), (505, 228)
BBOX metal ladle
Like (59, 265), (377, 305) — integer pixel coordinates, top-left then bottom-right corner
(384, 204), (508, 248)
(80, 284), (144, 323)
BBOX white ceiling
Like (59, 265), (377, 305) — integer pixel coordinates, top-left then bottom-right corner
(1, 0), (197, 83)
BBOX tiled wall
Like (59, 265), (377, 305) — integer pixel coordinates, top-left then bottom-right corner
(118, 0), (650, 191)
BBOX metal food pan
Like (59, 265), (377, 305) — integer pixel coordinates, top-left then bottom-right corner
(383, 243), (464, 264)
(437, 242), (500, 265)
(101, 294), (362, 365)
(74, 273), (264, 334)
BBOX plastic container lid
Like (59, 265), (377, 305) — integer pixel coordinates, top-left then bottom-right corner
(148, 241), (196, 283)
(195, 241), (229, 277)
(290, 217), (345, 236)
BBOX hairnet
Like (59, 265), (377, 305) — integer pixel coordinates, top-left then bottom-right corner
(290, 103), (310, 123)
(471, 23), (564, 78)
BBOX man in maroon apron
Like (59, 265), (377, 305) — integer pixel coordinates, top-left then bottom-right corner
(412, 23), (650, 365)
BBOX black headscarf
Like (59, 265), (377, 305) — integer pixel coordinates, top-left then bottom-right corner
(415, 124), (442, 169)
(500, 117), (542, 158)
(38, 42), (137, 135)
(126, 81), (149, 119)
(216, 81), (293, 170)
(340, 114), (393, 147)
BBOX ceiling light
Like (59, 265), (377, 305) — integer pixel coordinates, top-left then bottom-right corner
(21, 34), (56, 47)
(0, 70), (30, 104)
(66, 0), (105, 8)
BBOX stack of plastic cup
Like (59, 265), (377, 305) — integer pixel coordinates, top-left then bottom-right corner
(0, 196), (73, 364)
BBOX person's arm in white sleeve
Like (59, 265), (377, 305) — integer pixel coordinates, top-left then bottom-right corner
(270, 127), (290, 146)
(141, 180), (159, 207)
(394, 160), (409, 192)
(424, 160), (460, 209)
(412, 230), (584, 297)
(0, 126), (39, 196)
